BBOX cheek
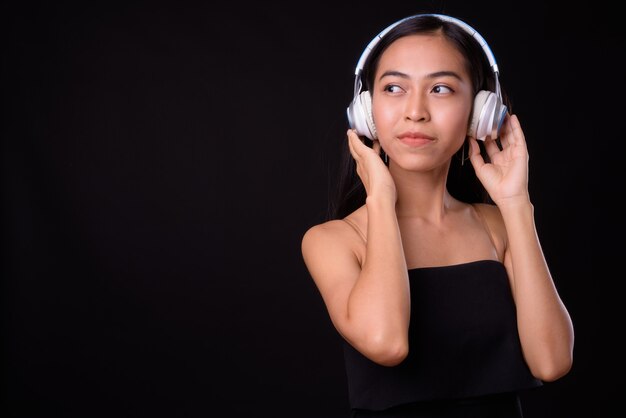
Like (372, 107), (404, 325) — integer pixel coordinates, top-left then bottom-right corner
(371, 99), (401, 140)
(436, 102), (472, 137)
(372, 102), (396, 130)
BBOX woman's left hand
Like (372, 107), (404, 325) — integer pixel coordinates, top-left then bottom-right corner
(468, 114), (531, 207)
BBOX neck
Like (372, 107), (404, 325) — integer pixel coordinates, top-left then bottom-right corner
(391, 162), (459, 221)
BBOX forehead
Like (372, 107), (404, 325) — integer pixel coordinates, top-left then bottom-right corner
(376, 33), (469, 77)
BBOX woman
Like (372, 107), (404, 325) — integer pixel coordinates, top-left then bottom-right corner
(301, 13), (574, 417)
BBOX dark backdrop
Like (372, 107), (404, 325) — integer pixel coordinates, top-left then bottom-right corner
(2, 1), (623, 417)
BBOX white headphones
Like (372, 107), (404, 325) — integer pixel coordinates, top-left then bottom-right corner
(346, 14), (507, 141)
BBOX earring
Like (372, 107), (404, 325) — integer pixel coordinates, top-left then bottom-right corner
(460, 140), (470, 166)
(461, 142), (465, 166)
(381, 149), (389, 165)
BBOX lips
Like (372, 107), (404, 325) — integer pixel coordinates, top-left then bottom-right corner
(397, 132), (434, 147)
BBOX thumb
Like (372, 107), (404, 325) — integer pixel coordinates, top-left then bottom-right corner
(372, 140), (381, 155)
(468, 137), (485, 170)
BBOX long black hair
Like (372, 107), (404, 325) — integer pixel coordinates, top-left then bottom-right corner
(328, 14), (511, 220)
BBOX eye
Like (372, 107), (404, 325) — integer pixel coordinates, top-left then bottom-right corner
(383, 84), (404, 94)
(432, 85), (453, 94)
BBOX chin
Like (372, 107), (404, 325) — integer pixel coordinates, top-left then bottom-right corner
(392, 151), (455, 173)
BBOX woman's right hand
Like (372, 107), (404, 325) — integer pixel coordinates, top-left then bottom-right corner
(347, 129), (397, 203)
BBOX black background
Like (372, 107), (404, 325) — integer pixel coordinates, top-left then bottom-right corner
(2, 1), (624, 417)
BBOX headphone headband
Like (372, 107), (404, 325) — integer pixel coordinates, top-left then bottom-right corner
(352, 14), (501, 98)
(354, 14), (499, 77)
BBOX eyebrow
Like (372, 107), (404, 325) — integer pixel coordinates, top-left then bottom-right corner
(378, 70), (463, 82)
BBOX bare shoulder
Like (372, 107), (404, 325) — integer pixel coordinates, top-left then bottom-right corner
(473, 202), (508, 248)
(301, 219), (357, 257)
(473, 202), (503, 223)
(302, 206), (367, 253)
(301, 211), (367, 281)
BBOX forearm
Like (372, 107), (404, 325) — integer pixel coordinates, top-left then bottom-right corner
(346, 196), (410, 364)
(500, 199), (574, 380)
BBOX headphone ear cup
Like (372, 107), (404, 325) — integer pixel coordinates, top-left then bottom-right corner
(347, 91), (377, 140)
(468, 90), (507, 141)
(468, 90), (493, 140)
(360, 91), (378, 140)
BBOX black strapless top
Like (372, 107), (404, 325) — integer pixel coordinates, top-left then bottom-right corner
(343, 260), (542, 411)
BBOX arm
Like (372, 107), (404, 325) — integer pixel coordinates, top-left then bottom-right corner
(300, 130), (411, 367)
(499, 200), (574, 381)
(469, 115), (574, 381)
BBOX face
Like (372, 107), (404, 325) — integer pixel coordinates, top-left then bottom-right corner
(371, 33), (473, 171)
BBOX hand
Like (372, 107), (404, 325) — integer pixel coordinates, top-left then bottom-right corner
(347, 129), (396, 203)
(468, 114), (530, 206)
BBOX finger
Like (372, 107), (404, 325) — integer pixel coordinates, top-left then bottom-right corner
(467, 137), (485, 170)
(347, 129), (360, 159)
(347, 129), (367, 151)
(506, 114), (525, 147)
(500, 116), (525, 157)
(372, 140), (381, 155)
(483, 137), (501, 159)
(495, 116), (512, 149)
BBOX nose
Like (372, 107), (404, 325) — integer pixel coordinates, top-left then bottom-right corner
(404, 91), (429, 122)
